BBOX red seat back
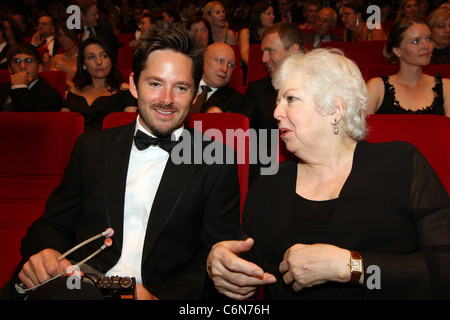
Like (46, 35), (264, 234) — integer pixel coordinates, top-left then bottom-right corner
(117, 46), (135, 71)
(364, 64), (450, 82)
(320, 40), (388, 73)
(365, 114), (450, 193)
(246, 44), (269, 84)
(0, 112), (84, 287)
(40, 70), (67, 100)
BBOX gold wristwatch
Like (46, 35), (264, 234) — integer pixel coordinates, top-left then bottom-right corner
(349, 251), (363, 283)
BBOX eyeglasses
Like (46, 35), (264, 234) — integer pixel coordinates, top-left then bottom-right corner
(11, 58), (37, 65)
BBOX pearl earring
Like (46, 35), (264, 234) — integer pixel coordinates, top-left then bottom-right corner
(334, 119), (339, 135)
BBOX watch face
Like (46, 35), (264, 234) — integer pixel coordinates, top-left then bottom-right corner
(351, 259), (363, 272)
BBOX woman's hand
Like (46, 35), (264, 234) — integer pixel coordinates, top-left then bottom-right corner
(207, 238), (276, 300)
(279, 243), (352, 292)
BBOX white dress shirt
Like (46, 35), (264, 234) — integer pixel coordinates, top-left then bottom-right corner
(105, 116), (183, 284)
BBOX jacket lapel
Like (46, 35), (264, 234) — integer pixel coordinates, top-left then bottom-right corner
(142, 127), (199, 259)
(102, 121), (135, 252)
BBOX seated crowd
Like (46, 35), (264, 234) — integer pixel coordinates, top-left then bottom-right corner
(0, 0), (449, 301)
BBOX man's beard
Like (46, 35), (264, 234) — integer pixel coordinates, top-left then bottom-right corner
(146, 102), (182, 138)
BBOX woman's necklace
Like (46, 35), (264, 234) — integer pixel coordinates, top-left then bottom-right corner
(352, 24), (365, 41)
(63, 53), (78, 60)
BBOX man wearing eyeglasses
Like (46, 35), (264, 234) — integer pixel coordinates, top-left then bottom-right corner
(190, 42), (245, 114)
(30, 15), (59, 57)
(0, 43), (62, 112)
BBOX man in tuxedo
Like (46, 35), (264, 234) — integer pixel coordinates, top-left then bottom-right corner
(304, 7), (343, 48)
(0, 43), (62, 112)
(190, 42), (245, 114)
(30, 15), (59, 57)
(1, 23), (240, 300)
(242, 22), (305, 183)
(79, 0), (123, 53)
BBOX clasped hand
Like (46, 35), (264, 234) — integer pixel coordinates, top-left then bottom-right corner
(207, 239), (352, 299)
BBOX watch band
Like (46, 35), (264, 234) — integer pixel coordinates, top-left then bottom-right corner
(349, 251), (363, 283)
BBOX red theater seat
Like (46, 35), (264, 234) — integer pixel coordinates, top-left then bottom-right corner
(320, 40), (387, 73)
(246, 44), (269, 84)
(364, 64), (450, 82)
(0, 112), (84, 287)
(365, 114), (450, 194)
(117, 46), (135, 71)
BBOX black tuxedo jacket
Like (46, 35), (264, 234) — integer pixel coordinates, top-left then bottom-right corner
(242, 76), (278, 133)
(5, 121), (240, 299)
(200, 86), (245, 113)
(0, 77), (62, 112)
(94, 24), (123, 53)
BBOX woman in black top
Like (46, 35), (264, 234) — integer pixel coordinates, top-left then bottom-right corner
(207, 48), (450, 300)
(366, 17), (450, 116)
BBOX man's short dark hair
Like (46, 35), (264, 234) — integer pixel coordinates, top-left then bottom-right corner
(260, 22), (306, 51)
(7, 43), (42, 65)
(132, 21), (205, 97)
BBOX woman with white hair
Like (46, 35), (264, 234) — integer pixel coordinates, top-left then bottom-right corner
(206, 48), (450, 300)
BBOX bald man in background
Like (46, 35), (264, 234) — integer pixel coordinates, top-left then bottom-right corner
(190, 42), (245, 114)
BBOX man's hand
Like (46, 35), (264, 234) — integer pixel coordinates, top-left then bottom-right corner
(207, 238), (276, 300)
(10, 71), (31, 87)
(18, 248), (72, 290)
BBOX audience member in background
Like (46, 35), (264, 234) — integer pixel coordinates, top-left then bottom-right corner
(128, 12), (164, 47)
(299, 0), (321, 30)
(162, 9), (180, 25)
(242, 22), (305, 184)
(238, 2), (275, 66)
(44, 19), (83, 89)
(31, 15), (58, 57)
(0, 43), (62, 112)
(79, 0), (123, 54)
(2, 17), (22, 47)
(179, 2), (198, 28)
(207, 48), (450, 300)
(186, 16), (213, 47)
(11, 13), (34, 38)
(366, 17), (450, 116)
(304, 7), (342, 48)
(276, 0), (304, 23)
(62, 37), (137, 131)
(107, 7), (123, 34)
(341, 0), (387, 41)
(417, 0), (431, 20)
(203, 1), (238, 46)
(427, 5), (450, 65)
(190, 42), (245, 113)
(395, 0), (420, 22)
(0, 22), (10, 69)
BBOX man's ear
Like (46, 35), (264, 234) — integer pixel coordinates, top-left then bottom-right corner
(288, 43), (301, 54)
(38, 63), (44, 73)
(129, 72), (138, 99)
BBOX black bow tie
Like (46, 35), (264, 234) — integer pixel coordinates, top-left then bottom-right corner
(134, 130), (179, 153)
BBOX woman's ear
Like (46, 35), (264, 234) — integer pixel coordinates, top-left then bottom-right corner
(329, 98), (345, 125)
